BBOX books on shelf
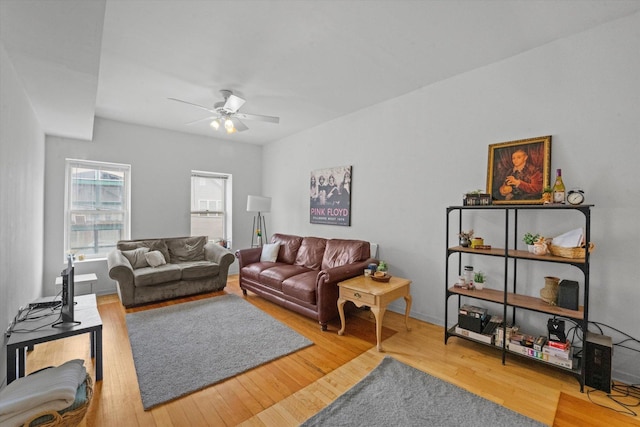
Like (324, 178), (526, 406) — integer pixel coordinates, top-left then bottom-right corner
(455, 325), (494, 344)
(509, 342), (574, 369)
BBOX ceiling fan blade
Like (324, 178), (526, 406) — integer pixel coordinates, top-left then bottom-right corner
(168, 98), (217, 114)
(235, 112), (280, 124)
(184, 115), (218, 126)
(231, 117), (249, 132)
(223, 94), (246, 113)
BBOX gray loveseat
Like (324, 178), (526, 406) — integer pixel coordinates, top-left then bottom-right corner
(107, 236), (235, 307)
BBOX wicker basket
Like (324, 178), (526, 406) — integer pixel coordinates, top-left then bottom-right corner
(22, 374), (93, 427)
(548, 242), (595, 259)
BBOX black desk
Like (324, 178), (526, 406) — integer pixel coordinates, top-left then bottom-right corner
(6, 294), (103, 384)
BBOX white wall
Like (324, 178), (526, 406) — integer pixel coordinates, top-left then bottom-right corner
(264, 13), (640, 383)
(0, 44), (46, 385)
(43, 118), (263, 296)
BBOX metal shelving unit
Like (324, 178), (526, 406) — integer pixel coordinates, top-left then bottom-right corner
(444, 204), (593, 391)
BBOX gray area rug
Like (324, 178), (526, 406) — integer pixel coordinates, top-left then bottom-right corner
(126, 294), (313, 410)
(302, 356), (545, 426)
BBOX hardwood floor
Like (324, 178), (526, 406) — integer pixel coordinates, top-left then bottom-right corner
(22, 275), (638, 426)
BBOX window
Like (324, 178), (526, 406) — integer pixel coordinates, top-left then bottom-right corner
(64, 159), (131, 260)
(191, 171), (232, 248)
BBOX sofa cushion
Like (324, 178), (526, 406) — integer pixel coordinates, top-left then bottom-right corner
(259, 264), (311, 291)
(282, 271), (319, 304)
(260, 243), (280, 262)
(294, 237), (327, 269)
(322, 239), (370, 270)
(271, 234), (303, 264)
(145, 250), (166, 268)
(133, 264), (182, 287)
(178, 261), (220, 280)
(122, 247), (150, 269)
(167, 236), (206, 263)
(118, 239), (170, 263)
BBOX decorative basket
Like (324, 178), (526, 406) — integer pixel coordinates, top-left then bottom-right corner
(23, 374), (93, 427)
(548, 242), (595, 259)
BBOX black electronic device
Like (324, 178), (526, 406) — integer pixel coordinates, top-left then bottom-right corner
(53, 255), (80, 328)
(585, 333), (612, 393)
(558, 280), (579, 310)
(547, 318), (566, 342)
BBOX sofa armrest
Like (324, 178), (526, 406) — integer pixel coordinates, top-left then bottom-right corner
(317, 258), (377, 286)
(235, 247), (262, 269)
(204, 242), (235, 268)
(107, 250), (135, 305)
(107, 250), (134, 283)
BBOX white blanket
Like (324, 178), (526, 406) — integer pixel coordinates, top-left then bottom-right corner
(0, 359), (86, 426)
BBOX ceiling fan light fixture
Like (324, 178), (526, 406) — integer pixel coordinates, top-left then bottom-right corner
(210, 119), (220, 130)
(224, 117), (235, 132)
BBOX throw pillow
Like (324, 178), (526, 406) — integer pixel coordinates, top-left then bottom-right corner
(122, 247), (149, 269)
(260, 243), (280, 262)
(145, 250), (166, 268)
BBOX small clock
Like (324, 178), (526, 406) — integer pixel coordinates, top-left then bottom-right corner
(567, 189), (585, 205)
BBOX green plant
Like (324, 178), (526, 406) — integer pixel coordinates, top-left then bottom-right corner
(474, 271), (486, 283)
(377, 260), (387, 272)
(543, 187), (553, 193)
(523, 232), (540, 245)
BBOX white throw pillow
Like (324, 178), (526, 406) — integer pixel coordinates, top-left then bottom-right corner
(260, 243), (280, 262)
(145, 250), (167, 268)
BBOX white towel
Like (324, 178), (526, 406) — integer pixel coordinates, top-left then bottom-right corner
(0, 359), (87, 426)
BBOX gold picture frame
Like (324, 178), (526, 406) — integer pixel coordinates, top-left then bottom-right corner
(487, 136), (552, 205)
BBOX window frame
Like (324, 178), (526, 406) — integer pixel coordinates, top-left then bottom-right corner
(190, 171), (232, 248)
(64, 159), (131, 261)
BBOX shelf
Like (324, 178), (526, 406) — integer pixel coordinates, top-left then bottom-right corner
(446, 326), (581, 375)
(448, 246), (586, 264)
(448, 204), (594, 210)
(448, 286), (584, 320)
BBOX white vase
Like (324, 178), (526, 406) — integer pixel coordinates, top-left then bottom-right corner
(528, 244), (535, 253)
(474, 281), (484, 290)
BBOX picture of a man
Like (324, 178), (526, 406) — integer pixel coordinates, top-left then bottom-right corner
(492, 147), (543, 201)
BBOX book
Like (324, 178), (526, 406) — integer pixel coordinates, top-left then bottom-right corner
(542, 345), (572, 360)
(547, 340), (570, 350)
(455, 325), (494, 344)
(509, 342), (574, 369)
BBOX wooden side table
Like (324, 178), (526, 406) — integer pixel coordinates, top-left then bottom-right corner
(337, 275), (412, 352)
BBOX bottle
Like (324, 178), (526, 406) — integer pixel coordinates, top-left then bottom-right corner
(553, 169), (565, 204)
(464, 266), (474, 284)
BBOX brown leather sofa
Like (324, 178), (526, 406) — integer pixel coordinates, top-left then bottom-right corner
(235, 233), (376, 330)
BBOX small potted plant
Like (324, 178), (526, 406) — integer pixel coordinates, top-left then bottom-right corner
(542, 187), (553, 204)
(473, 271), (486, 290)
(458, 229), (474, 247)
(523, 232), (540, 253)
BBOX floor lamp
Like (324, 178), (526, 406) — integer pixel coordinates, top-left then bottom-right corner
(247, 195), (271, 247)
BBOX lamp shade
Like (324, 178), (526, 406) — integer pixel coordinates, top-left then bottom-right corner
(247, 195), (271, 212)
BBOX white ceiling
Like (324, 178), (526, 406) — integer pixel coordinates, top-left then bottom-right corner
(2, 0), (640, 144)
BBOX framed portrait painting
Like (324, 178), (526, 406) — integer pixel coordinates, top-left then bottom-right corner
(487, 136), (551, 205)
(310, 165), (351, 226)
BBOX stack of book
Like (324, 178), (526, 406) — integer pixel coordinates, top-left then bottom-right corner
(508, 334), (574, 369)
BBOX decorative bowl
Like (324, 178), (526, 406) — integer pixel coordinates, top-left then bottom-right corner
(370, 273), (391, 283)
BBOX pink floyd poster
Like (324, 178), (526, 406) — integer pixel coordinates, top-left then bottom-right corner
(310, 165), (351, 226)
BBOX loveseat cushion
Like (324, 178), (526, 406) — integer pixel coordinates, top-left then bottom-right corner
(179, 261), (220, 280)
(282, 271), (319, 304)
(322, 239), (370, 270)
(118, 239), (170, 263)
(133, 264), (182, 287)
(271, 234), (303, 264)
(294, 237), (327, 269)
(259, 264), (312, 291)
(167, 236), (207, 263)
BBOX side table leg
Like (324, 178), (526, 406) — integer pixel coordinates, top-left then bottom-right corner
(370, 306), (386, 352)
(337, 297), (347, 336)
(7, 346), (17, 384)
(404, 294), (413, 331)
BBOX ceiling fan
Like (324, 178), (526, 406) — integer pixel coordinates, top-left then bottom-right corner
(168, 90), (279, 134)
